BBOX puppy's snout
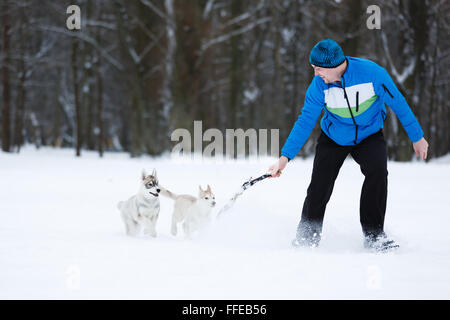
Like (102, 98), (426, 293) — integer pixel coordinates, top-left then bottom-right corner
(212, 201), (216, 206)
(156, 188), (161, 193)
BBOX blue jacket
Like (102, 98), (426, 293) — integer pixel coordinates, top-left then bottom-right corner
(281, 56), (424, 160)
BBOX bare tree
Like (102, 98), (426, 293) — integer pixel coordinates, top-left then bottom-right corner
(1, 0), (11, 152)
(72, 38), (82, 156)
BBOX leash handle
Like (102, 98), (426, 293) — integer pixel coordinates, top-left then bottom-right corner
(241, 172), (274, 190)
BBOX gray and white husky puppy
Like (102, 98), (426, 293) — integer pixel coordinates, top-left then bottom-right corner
(118, 169), (161, 237)
(159, 184), (216, 238)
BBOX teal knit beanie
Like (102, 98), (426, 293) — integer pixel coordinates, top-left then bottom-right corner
(309, 39), (346, 68)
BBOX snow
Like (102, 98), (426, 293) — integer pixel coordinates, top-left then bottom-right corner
(1, 147), (449, 299)
(202, 0), (215, 20)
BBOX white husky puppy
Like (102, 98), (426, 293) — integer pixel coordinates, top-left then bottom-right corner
(117, 169), (161, 237)
(159, 185), (216, 238)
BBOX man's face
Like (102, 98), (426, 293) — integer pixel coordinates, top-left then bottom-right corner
(311, 65), (340, 83)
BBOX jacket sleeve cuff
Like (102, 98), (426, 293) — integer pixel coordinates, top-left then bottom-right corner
(404, 122), (424, 143)
(281, 153), (292, 161)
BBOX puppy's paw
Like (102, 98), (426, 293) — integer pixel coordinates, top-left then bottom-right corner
(144, 228), (157, 237)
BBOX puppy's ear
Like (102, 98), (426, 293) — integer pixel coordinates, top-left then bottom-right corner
(207, 184), (211, 192)
(199, 185), (204, 193)
(141, 169), (147, 181)
(152, 168), (157, 178)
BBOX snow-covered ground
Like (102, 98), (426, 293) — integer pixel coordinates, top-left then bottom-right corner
(1, 146), (449, 299)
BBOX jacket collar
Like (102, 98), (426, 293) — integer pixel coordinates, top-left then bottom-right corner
(326, 57), (350, 89)
(340, 57), (350, 85)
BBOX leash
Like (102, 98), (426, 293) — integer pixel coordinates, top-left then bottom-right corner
(217, 171), (279, 216)
(241, 173), (272, 190)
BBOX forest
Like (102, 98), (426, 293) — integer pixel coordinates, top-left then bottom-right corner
(0, 0), (448, 160)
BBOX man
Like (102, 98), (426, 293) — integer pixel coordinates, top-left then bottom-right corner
(268, 39), (429, 252)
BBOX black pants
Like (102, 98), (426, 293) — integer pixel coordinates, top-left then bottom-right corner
(297, 130), (388, 244)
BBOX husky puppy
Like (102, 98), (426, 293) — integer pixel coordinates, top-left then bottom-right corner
(117, 169), (161, 237)
(159, 185), (216, 238)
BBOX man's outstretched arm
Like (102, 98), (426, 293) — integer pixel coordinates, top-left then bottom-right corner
(378, 68), (429, 160)
(269, 78), (324, 177)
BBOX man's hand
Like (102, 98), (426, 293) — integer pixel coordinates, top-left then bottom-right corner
(268, 156), (289, 178)
(413, 137), (429, 160)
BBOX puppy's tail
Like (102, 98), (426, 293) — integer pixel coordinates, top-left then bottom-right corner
(117, 201), (124, 210)
(159, 185), (177, 200)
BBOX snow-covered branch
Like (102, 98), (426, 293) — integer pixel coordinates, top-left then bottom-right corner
(37, 25), (124, 71)
(202, 0), (215, 20)
(201, 17), (272, 52)
(381, 31), (416, 87)
(140, 0), (168, 21)
(85, 20), (116, 31)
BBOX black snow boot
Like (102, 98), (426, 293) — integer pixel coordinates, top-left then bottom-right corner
(292, 231), (321, 248)
(292, 221), (322, 248)
(292, 235), (320, 248)
(364, 232), (399, 252)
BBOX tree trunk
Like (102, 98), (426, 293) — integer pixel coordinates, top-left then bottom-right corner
(2, 1), (11, 152)
(13, 6), (26, 152)
(229, 0), (244, 130)
(162, 0), (176, 151)
(72, 39), (82, 157)
(13, 63), (26, 152)
(96, 53), (104, 158)
(95, 4), (104, 158)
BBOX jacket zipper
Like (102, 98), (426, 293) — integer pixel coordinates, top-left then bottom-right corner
(342, 77), (358, 144)
(382, 84), (394, 98)
(356, 91), (359, 113)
